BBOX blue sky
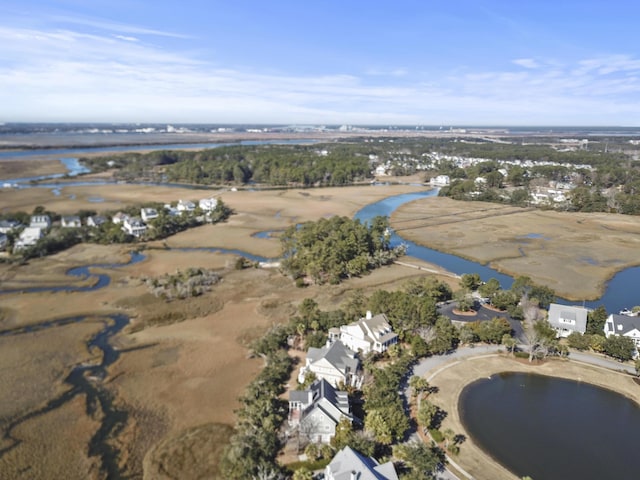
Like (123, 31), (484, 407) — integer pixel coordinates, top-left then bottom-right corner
(1, 0), (639, 125)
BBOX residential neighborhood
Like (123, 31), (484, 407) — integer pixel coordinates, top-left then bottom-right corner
(0, 196), (228, 255)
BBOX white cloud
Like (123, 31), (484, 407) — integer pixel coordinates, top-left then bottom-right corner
(513, 58), (540, 69)
(0, 23), (638, 125)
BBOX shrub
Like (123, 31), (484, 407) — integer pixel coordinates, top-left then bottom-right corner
(429, 428), (444, 443)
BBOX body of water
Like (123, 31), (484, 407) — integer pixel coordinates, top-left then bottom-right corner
(354, 189), (638, 312)
(459, 372), (640, 480)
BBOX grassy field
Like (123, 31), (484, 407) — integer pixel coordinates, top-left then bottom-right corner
(391, 196), (640, 300)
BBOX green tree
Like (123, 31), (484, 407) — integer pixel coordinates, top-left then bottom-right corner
(566, 332), (591, 350)
(603, 335), (636, 362)
(586, 305), (608, 336)
(393, 441), (443, 480)
(459, 273), (482, 291)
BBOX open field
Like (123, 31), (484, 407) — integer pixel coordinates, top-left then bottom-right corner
(426, 354), (640, 480)
(0, 158), (68, 181)
(391, 196), (640, 300)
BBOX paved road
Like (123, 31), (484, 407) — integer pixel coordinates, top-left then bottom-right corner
(404, 345), (637, 479)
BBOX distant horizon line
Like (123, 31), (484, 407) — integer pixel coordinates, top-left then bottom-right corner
(2, 122), (639, 129)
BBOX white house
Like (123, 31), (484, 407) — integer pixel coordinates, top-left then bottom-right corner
(61, 215), (82, 228)
(177, 199), (196, 213)
(112, 212), (129, 225)
(298, 340), (361, 388)
(198, 197), (218, 211)
(604, 314), (640, 356)
(86, 215), (107, 227)
(325, 446), (399, 480)
(547, 303), (589, 338)
(288, 379), (352, 443)
(375, 165), (388, 176)
(14, 227), (43, 251)
(339, 312), (398, 355)
(164, 204), (180, 216)
(429, 174), (450, 187)
(29, 215), (51, 229)
(122, 217), (147, 238)
(140, 208), (159, 222)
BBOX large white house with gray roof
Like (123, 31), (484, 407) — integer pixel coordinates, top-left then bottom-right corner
(604, 314), (640, 356)
(288, 378), (352, 443)
(298, 340), (361, 388)
(339, 311), (398, 354)
(547, 303), (589, 338)
(325, 446), (399, 480)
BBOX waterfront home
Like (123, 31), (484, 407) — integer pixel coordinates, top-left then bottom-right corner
(163, 204), (179, 216)
(122, 217), (147, 238)
(298, 340), (361, 388)
(0, 220), (21, 234)
(61, 215), (82, 228)
(111, 212), (129, 225)
(29, 215), (51, 229)
(288, 379), (352, 443)
(604, 314), (640, 356)
(140, 207), (159, 222)
(177, 199), (196, 213)
(547, 303), (589, 338)
(325, 446), (399, 480)
(339, 311), (398, 355)
(86, 215), (107, 227)
(13, 227), (43, 251)
(198, 197), (218, 211)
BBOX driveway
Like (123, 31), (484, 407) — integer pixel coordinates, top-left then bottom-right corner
(438, 302), (524, 340)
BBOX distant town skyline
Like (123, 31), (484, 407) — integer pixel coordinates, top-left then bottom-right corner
(1, 1), (639, 126)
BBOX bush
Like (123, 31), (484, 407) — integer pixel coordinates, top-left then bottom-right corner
(429, 428), (444, 443)
(514, 351), (529, 359)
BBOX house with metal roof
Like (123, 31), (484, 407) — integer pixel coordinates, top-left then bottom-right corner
(547, 303), (589, 338)
(339, 311), (398, 354)
(325, 446), (399, 480)
(288, 378), (352, 443)
(297, 340), (361, 388)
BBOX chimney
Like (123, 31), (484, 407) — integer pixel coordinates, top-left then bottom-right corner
(366, 311), (372, 320)
(351, 471), (358, 480)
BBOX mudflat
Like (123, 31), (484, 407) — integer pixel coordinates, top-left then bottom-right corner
(391, 196), (640, 300)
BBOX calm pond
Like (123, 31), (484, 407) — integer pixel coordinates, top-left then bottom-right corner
(459, 372), (640, 480)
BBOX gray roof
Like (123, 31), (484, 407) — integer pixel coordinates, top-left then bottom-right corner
(326, 446), (398, 480)
(307, 340), (359, 374)
(607, 314), (640, 336)
(547, 303), (588, 334)
(290, 379), (350, 416)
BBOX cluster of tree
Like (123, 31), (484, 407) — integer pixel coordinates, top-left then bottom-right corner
(143, 268), (221, 301)
(280, 216), (403, 284)
(363, 353), (412, 445)
(220, 326), (293, 479)
(81, 144), (374, 186)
